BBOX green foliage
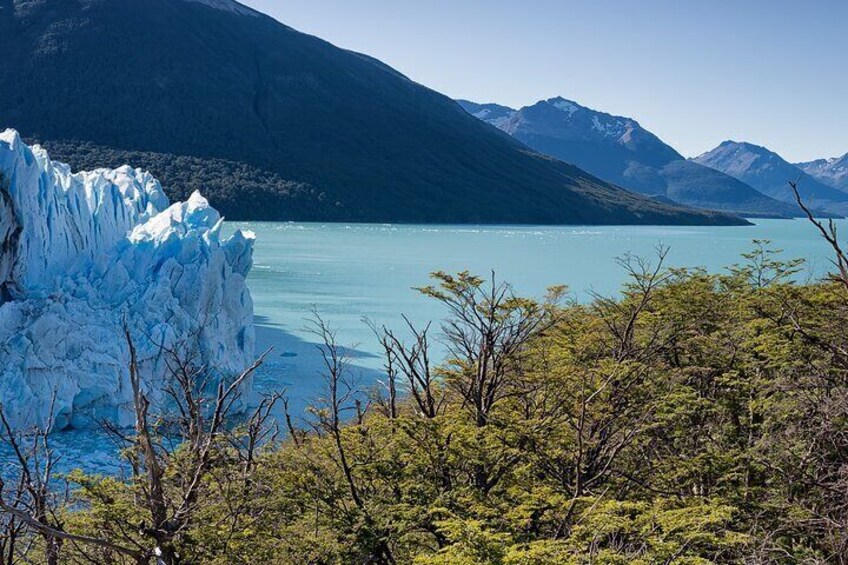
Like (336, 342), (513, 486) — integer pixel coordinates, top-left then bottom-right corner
(8, 245), (848, 563)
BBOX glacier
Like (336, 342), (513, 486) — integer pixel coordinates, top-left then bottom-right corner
(0, 129), (255, 431)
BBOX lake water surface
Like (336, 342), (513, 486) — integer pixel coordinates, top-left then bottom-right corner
(33, 219), (845, 473)
(229, 219), (841, 415)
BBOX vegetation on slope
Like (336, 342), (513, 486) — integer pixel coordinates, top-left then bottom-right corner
(3, 231), (848, 563)
(34, 139), (334, 221)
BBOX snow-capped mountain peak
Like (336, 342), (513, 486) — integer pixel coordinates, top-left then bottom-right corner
(458, 96), (813, 219)
(463, 96), (683, 161)
(796, 152), (848, 192)
(695, 141), (797, 178)
(693, 140), (848, 208)
(550, 97), (580, 116)
(528, 97), (646, 146)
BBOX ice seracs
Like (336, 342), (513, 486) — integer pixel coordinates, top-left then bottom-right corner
(0, 129), (256, 431)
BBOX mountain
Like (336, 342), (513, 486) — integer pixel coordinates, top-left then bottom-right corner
(0, 0), (741, 226)
(693, 141), (848, 215)
(458, 98), (802, 218)
(796, 153), (848, 192)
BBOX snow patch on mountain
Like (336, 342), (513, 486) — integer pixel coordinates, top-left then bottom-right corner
(797, 153), (848, 191)
(530, 97), (645, 148)
(693, 140), (848, 212)
(0, 130), (256, 431)
(470, 108), (518, 130)
(457, 100), (521, 133)
(693, 141), (765, 178)
(552, 99), (579, 116)
(591, 115), (630, 140)
(457, 96), (808, 218)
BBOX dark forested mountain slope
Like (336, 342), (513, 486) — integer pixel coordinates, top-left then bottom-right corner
(0, 0), (742, 225)
(31, 139), (329, 221)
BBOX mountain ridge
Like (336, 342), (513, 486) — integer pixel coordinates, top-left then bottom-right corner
(693, 141), (848, 215)
(0, 0), (743, 225)
(184, 0), (260, 16)
(459, 98), (804, 219)
(797, 153), (848, 192)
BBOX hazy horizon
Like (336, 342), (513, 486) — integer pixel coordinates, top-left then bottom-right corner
(241, 0), (847, 163)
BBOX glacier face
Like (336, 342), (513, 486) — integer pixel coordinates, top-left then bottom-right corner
(0, 129), (256, 430)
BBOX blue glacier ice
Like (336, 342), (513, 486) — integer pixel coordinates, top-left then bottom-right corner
(0, 129), (255, 430)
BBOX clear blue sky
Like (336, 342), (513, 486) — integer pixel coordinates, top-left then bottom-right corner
(242, 0), (846, 162)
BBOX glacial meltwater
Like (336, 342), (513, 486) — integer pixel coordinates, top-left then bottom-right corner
(24, 219), (848, 473)
(238, 219), (838, 403)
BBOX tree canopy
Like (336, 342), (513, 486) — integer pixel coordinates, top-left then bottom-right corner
(3, 242), (848, 563)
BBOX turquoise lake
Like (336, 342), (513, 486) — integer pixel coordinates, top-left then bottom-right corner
(228, 219), (842, 416)
(16, 218), (847, 474)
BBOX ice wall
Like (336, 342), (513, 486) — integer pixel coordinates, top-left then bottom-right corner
(0, 129), (255, 430)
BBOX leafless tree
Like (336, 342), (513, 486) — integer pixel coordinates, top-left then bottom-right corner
(790, 180), (848, 291)
(0, 393), (64, 565)
(118, 329), (270, 565)
(370, 315), (441, 420)
(0, 326), (273, 565)
(418, 271), (565, 428)
(0, 393), (146, 564)
(305, 310), (396, 565)
(784, 180), (848, 562)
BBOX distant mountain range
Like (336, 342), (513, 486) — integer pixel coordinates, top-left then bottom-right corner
(0, 0), (741, 226)
(693, 142), (848, 215)
(458, 98), (806, 218)
(797, 153), (848, 192)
